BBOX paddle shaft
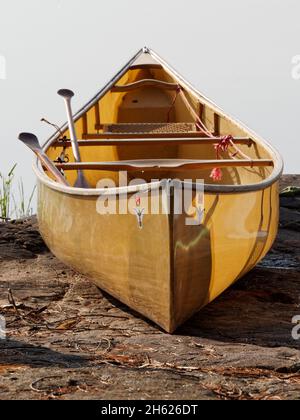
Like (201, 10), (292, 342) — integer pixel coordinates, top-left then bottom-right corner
(61, 95), (90, 188)
(18, 132), (69, 186)
(36, 150), (69, 186)
(63, 97), (81, 162)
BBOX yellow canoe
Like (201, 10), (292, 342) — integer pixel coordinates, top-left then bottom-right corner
(33, 47), (283, 333)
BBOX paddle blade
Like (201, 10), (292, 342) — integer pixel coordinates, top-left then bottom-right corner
(57, 89), (74, 99)
(74, 171), (90, 189)
(18, 132), (41, 152)
(19, 132), (70, 186)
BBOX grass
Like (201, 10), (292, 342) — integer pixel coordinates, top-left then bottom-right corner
(0, 164), (16, 221)
(0, 164), (36, 222)
(13, 179), (36, 220)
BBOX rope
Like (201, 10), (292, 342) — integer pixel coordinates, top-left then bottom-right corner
(175, 89), (254, 181)
(177, 88), (213, 137)
(41, 118), (65, 140)
(41, 118), (70, 170)
(167, 85), (181, 122)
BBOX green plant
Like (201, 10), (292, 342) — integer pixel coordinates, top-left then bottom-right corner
(0, 164), (16, 221)
(13, 180), (36, 219)
(0, 164), (36, 222)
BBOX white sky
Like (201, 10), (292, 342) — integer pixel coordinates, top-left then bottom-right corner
(0, 0), (299, 202)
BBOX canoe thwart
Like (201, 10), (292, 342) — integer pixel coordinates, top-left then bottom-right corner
(53, 137), (254, 148)
(84, 132), (227, 140)
(55, 158), (273, 172)
(111, 79), (180, 92)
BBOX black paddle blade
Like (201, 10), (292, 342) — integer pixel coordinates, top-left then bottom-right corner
(57, 89), (74, 99)
(18, 132), (40, 151)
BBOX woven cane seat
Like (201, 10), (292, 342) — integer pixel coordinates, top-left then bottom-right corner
(103, 123), (197, 134)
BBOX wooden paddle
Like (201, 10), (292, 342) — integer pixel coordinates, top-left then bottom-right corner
(18, 132), (69, 186)
(57, 89), (90, 188)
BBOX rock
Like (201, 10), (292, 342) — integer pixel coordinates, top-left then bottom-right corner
(279, 175), (300, 190)
(1, 233), (15, 241)
(0, 217), (48, 260)
(280, 197), (300, 210)
(280, 186), (300, 197)
(279, 207), (300, 231)
(0, 176), (300, 400)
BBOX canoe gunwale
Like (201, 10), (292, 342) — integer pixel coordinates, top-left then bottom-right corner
(33, 160), (281, 196)
(34, 47), (283, 196)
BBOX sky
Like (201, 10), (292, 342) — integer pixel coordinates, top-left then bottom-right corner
(0, 0), (299, 205)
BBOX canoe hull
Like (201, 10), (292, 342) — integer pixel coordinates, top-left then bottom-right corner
(37, 179), (279, 332)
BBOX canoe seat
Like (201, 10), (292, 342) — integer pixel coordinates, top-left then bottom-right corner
(99, 122), (197, 134)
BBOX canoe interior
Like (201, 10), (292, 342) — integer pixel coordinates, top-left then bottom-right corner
(45, 65), (274, 188)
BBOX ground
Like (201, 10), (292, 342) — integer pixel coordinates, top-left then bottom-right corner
(0, 175), (299, 400)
